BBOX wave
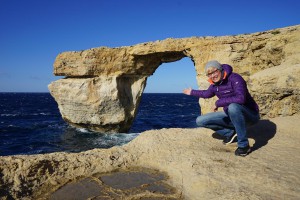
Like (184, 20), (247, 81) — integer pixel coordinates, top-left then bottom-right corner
(91, 132), (140, 147)
(76, 127), (90, 133)
(33, 113), (52, 116)
(1, 114), (18, 117)
(1, 112), (53, 117)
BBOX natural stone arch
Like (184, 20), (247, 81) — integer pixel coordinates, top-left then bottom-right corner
(49, 48), (194, 132)
(49, 25), (300, 132)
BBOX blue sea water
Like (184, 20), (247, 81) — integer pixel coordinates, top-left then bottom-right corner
(0, 93), (200, 156)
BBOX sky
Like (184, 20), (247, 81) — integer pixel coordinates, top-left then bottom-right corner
(0, 0), (299, 93)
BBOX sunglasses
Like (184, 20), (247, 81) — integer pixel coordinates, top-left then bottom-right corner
(206, 69), (220, 77)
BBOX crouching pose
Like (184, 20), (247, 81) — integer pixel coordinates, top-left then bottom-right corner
(183, 60), (260, 156)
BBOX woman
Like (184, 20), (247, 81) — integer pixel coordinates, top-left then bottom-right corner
(183, 60), (260, 156)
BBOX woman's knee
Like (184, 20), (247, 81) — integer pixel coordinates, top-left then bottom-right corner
(196, 115), (209, 127)
(228, 103), (242, 114)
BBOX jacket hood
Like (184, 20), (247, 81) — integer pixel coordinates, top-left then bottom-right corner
(221, 64), (233, 77)
(207, 64), (233, 84)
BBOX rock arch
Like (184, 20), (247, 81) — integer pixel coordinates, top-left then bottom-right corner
(49, 46), (193, 132)
(49, 25), (300, 132)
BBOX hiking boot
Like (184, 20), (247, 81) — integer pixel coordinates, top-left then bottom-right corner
(235, 145), (251, 157)
(222, 133), (237, 145)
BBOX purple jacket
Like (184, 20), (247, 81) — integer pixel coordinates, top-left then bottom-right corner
(191, 64), (259, 114)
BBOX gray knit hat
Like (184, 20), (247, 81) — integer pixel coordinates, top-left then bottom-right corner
(205, 60), (222, 73)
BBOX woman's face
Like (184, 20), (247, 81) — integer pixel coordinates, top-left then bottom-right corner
(206, 67), (222, 83)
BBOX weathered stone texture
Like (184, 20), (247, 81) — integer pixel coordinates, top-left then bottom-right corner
(49, 75), (147, 132)
(49, 25), (300, 132)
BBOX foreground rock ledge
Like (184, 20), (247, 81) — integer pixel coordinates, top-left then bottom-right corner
(48, 25), (300, 132)
(1, 115), (299, 199)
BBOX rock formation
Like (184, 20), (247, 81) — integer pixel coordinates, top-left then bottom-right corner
(1, 114), (300, 199)
(48, 25), (300, 132)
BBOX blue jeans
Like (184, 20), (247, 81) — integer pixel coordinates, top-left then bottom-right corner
(196, 103), (260, 148)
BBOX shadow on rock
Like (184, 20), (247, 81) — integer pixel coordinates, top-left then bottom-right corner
(211, 132), (224, 140)
(211, 119), (277, 152)
(247, 119), (277, 152)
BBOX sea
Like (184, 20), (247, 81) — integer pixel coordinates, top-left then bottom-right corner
(0, 93), (201, 156)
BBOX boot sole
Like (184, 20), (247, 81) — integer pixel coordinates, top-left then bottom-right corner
(235, 148), (251, 157)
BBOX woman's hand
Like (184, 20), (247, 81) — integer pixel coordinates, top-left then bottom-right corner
(213, 106), (218, 112)
(183, 88), (192, 95)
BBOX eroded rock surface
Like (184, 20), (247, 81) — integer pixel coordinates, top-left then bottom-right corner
(48, 25), (300, 132)
(1, 114), (300, 199)
(50, 169), (180, 200)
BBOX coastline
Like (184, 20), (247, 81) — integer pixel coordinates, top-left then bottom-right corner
(1, 114), (299, 199)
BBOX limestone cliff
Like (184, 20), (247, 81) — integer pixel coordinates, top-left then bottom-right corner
(48, 25), (300, 132)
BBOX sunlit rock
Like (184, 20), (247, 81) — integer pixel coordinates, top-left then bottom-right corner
(48, 25), (300, 132)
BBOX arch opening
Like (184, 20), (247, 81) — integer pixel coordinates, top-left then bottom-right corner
(144, 57), (198, 93)
(130, 57), (201, 133)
